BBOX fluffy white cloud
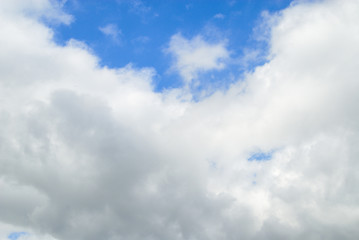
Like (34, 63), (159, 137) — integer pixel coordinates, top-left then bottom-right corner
(166, 33), (230, 84)
(1, 0), (359, 239)
(0, 0), (73, 25)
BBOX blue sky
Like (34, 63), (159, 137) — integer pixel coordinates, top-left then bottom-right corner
(53, 0), (292, 90)
(248, 150), (274, 161)
(7, 232), (27, 240)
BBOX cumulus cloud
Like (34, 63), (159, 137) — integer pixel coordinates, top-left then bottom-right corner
(1, 0), (359, 239)
(166, 33), (230, 84)
(0, 0), (73, 25)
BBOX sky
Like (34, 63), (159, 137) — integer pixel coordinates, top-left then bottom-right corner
(0, 0), (359, 239)
(52, 0), (292, 90)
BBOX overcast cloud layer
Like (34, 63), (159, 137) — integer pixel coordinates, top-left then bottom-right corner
(1, 0), (359, 239)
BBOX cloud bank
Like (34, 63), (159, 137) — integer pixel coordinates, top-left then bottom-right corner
(1, 0), (359, 239)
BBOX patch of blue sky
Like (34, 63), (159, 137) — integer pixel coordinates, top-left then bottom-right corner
(186, 70), (238, 101)
(248, 150), (274, 162)
(208, 160), (218, 170)
(7, 232), (28, 240)
(51, 0), (292, 91)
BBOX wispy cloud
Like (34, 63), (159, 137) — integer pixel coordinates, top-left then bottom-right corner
(214, 13), (225, 19)
(117, 0), (151, 14)
(99, 23), (122, 44)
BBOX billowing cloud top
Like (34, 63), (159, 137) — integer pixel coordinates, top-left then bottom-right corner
(1, 0), (359, 240)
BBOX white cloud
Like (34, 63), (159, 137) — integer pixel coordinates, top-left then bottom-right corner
(99, 23), (122, 44)
(214, 13), (225, 19)
(1, 0), (359, 239)
(0, 0), (73, 25)
(166, 33), (230, 84)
